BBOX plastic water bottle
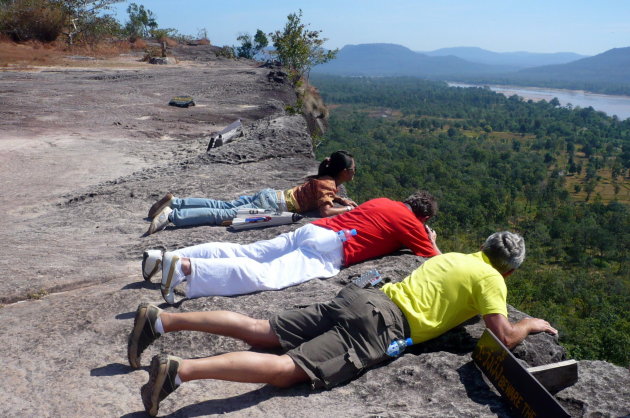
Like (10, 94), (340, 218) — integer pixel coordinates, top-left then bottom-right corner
(386, 337), (413, 357)
(337, 228), (357, 242)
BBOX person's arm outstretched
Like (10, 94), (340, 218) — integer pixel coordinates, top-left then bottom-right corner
(334, 195), (358, 208)
(319, 202), (354, 217)
(483, 313), (558, 349)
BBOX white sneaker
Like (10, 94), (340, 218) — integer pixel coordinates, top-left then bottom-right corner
(142, 249), (163, 281)
(147, 206), (173, 235)
(161, 252), (181, 305)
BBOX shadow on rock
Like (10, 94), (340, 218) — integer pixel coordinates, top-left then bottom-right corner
(456, 361), (508, 415)
(160, 384), (315, 417)
(408, 321), (479, 356)
(91, 362), (135, 377)
(120, 412), (149, 418)
(120, 281), (160, 291)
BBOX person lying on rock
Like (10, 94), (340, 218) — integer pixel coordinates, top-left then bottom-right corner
(145, 150), (358, 235)
(128, 231), (558, 416)
(142, 191), (441, 304)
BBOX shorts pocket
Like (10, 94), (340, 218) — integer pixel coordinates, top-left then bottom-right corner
(316, 348), (363, 389)
(367, 300), (394, 328)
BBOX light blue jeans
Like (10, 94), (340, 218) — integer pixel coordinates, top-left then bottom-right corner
(169, 188), (280, 227)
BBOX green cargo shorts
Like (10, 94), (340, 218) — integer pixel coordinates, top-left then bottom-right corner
(269, 284), (410, 389)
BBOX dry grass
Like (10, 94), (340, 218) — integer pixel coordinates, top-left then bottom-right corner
(130, 38), (147, 49)
(163, 37), (178, 47)
(0, 39), (65, 67)
(0, 38), (137, 68)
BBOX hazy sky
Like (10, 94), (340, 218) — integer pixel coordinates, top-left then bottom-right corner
(111, 1), (630, 56)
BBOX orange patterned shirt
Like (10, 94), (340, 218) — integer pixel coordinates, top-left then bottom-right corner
(284, 178), (338, 213)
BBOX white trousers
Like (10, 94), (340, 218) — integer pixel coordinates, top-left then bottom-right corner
(173, 224), (344, 298)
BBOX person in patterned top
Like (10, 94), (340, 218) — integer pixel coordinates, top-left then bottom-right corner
(145, 150), (357, 235)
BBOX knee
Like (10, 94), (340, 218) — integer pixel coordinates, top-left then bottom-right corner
(268, 355), (308, 388)
(243, 319), (279, 348)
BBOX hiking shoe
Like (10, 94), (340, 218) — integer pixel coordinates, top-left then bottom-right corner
(128, 303), (163, 369)
(148, 193), (174, 219)
(147, 206), (173, 235)
(161, 252), (181, 305)
(142, 249), (163, 282)
(141, 354), (182, 416)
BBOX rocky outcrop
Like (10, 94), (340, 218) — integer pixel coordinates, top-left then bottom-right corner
(298, 82), (330, 136)
(0, 49), (627, 417)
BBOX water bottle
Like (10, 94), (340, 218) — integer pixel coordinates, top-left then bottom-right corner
(386, 337), (413, 357)
(337, 228), (357, 242)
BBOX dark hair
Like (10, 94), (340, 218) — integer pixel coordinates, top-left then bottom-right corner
(482, 231), (526, 274)
(317, 150), (354, 178)
(403, 190), (438, 218)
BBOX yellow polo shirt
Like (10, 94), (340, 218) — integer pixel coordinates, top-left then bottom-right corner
(382, 252), (508, 344)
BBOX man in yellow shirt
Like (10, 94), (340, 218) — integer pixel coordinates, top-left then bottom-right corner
(382, 231), (553, 347)
(128, 231), (557, 416)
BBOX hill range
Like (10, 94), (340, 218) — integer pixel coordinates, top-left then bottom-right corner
(313, 44), (630, 95)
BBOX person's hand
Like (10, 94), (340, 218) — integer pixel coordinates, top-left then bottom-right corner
(426, 225), (437, 243)
(340, 198), (358, 207)
(528, 318), (558, 335)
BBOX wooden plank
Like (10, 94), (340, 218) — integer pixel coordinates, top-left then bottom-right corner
(472, 329), (571, 418)
(526, 360), (578, 394)
(207, 119), (242, 150)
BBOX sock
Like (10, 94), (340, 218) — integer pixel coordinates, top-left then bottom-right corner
(154, 317), (165, 335)
(175, 374), (182, 386)
(172, 257), (185, 287)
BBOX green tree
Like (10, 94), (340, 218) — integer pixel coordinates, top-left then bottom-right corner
(73, 13), (122, 45)
(236, 29), (268, 59)
(270, 9), (338, 83)
(124, 2), (156, 40)
(253, 29), (268, 57)
(59, 0), (122, 44)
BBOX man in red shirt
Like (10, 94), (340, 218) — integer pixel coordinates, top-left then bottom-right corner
(143, 191), (441, 304)
(312, 196), (440, 265)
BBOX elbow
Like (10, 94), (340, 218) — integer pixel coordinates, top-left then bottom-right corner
(319, 208), (333, 217)
(502, 336), (518, 349)
(498, 332), (522, 349)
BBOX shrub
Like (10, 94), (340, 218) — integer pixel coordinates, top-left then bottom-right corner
(215, 45), (235, 59)
(70, 14), (122, 47)
(149, 28), (177, 42)
(142, 46), (163, 61)
(0, 0), (65, 42)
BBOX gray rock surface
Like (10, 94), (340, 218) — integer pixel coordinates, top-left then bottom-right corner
(0, 46), (628, 417)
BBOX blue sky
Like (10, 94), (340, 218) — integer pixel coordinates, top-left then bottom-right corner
(110, 1), (630, 56)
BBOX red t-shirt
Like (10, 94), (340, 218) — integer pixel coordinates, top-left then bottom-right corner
(311, 198), (439, 266)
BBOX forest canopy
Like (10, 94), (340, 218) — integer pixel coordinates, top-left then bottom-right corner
(312, 75), (630, 367)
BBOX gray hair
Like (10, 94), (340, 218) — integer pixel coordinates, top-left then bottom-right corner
(482, 231), (526, 274)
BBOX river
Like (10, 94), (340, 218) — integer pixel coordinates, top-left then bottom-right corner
(448, 83), (630, 120)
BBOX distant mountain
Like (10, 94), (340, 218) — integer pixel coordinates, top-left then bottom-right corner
(512, 47), (630, 84)
(423, 47), (587, 69)
(455, 47), (630, 95)
(313, 43), (630, 95)
(312, 43), (513, 77)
